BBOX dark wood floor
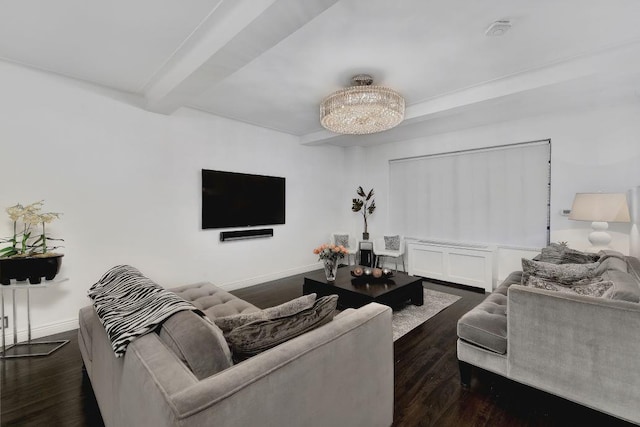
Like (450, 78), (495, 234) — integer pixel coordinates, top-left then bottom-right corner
(1, 269), (635, 427)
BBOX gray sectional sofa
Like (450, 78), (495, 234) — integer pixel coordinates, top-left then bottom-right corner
(79, 281), (394, 427)
(457, 252), (640, 424)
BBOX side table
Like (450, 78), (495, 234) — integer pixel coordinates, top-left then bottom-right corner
(358, 240), (374, 267)
(1, 278), (69, 359)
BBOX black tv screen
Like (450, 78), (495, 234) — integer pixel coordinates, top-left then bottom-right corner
(202, 169), (286, 229)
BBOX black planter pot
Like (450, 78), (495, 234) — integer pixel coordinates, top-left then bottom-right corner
(0, 254), (64, 285)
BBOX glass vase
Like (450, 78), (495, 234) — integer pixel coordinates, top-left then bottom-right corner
(323, 257), (339, 282)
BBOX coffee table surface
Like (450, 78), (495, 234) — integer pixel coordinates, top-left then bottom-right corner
(303, 266), (423, 309)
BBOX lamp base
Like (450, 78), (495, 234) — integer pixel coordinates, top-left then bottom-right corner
(587, 221), (611, 250)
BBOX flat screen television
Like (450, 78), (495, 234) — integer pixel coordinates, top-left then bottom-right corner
(202, 169), (286, 229)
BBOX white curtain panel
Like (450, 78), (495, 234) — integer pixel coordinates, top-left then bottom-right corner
(389, 140), (550, 248)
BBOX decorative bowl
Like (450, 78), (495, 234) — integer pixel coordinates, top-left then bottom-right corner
(350, 268), (394, 281)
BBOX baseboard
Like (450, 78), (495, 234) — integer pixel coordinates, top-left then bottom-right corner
(1, 317), (78, 344)
(219, 262), (323, 291)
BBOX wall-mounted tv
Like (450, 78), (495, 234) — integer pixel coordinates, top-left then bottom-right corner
(202, 169), (286, 229)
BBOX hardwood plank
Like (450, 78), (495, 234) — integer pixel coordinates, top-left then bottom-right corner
(0, 270), (635, 426)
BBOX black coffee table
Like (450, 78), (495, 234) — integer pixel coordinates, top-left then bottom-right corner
(303, 266), (424, 310)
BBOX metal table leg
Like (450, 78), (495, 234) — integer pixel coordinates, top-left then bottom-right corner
(1, 289), (5, 355)
(0, 283), (68, 359)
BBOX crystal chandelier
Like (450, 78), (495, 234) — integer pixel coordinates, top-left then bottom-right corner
(320, 74), (405, 135)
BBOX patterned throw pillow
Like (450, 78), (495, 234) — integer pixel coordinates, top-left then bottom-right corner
(225, 295), (338, 362)
(384, 235), (400, 251)
(521, 258), (600, 285)
(213, 293), (317, 334)
(523, 276), (614, 298)
(334, 234), (350, 248)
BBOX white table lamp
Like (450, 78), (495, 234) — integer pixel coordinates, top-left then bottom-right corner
(569, 192), (631, 249)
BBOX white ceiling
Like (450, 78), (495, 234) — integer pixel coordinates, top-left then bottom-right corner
(1, 0), (640, 146)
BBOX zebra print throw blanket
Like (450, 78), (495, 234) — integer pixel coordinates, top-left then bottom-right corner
(88, 265), (200, 357)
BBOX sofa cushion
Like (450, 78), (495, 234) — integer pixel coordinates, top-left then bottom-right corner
(521, 258), (600, 285)
(225, 295), (338, 362)
(457, 291), (509, 354)
(213, 293), (317, 334)
(602, 270), (640, 302)
(597, 249), (627, 262)
(158, 310), (232, 380)
(595, 256), (628, 275)
(170, 282), (260, 318)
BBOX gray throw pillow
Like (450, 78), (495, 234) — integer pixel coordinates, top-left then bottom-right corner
(521, 258), (600, 285)
(225, 295), (338, 362)
(213, 293), (317, 334)
(158, 311), (232, 379)
(523, 276), (614, 298)
(537, 243), (565, 264)
(538, 243), (599, 264)
(334, 234), (350, 248)
(560, 247), (601, 264)
(384, 235), (400, 251)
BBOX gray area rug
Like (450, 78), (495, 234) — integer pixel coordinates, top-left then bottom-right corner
(392, 288), (461, 341)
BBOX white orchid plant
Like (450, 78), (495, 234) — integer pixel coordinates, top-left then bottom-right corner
(0, 201), (63, 258)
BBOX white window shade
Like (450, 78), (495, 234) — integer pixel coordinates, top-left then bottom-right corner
(389, 140), (551, 248)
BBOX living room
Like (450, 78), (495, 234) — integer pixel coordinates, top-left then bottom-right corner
(2, 1), (640, 426)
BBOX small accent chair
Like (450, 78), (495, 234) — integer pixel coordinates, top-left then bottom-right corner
(330, 232), (358, 265)
(373, 235), (406, 272)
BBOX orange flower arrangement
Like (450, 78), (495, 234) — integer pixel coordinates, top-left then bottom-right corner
(313, 243), (349, 261)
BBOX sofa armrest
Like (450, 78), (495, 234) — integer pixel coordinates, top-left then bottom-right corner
(168, 302), (393, 427)
(119, 333), (199, 427)
(507, 285), (640, 424)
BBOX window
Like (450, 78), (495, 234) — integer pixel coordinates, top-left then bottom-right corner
(389, 140), (551, 247)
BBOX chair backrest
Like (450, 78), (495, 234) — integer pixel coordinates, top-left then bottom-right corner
(374, 235), (405, 253)
(330, 232), (356, 249)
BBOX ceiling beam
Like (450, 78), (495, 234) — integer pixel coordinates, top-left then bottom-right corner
(144, 0), (339, 114)
(301, 39), (640, 146)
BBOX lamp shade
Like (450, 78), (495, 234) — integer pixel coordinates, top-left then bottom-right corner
(568, 193), (631, 222)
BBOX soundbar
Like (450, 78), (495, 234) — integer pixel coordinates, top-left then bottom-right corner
(220, 228), (274, 242)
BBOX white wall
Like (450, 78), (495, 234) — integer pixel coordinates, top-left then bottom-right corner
(3, 57), (640, 338)
(0, 61), (347, 340)
(352, 102), (640, 255)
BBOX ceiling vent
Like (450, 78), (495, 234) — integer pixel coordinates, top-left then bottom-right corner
(485, 20), (512, 37)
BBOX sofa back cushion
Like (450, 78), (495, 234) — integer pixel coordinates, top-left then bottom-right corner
(158, 310), (232, 379)
(602, 270), (640, 303)
(169, 282), (260, 318)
